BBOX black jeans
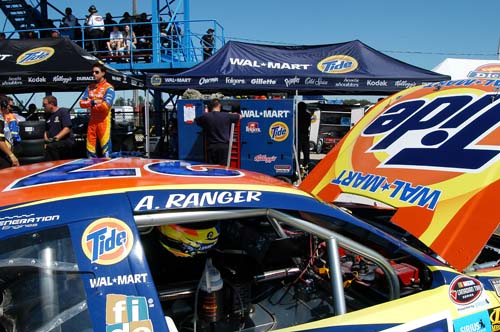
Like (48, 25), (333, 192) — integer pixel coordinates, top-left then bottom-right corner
(45, 139), (75, 161)
(207, 143), (229, 166)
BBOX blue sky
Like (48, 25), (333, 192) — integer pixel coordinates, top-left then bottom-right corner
(3, 0), (500, 106)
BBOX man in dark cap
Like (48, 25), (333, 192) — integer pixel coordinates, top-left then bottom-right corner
(200, 28), (215, 60)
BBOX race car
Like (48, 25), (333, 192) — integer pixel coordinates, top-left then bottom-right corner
(1, 79), (500, 332)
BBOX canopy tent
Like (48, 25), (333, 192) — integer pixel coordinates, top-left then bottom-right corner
(0, 38), (144, 93)
(432, 58), (500, 80)
(146, 40), (450, 95)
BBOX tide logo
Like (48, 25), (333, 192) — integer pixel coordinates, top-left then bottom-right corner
(82, 218), (134, 265)
(16, 47), (55, 65)
(269, 122), (288, 141)
(317, 55), (358, 74)
(106, 294), (153, 332)
(149, 75), (162, 86)
(363, 92), (500, 171)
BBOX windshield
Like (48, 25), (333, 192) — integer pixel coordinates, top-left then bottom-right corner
(0, 227), (93, 332)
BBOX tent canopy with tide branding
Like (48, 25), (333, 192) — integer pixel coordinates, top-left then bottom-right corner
(147, 40), (450, 95)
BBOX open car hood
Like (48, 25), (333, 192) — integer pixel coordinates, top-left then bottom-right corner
(300, 80), (500, 271)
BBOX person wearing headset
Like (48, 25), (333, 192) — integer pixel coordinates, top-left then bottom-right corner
(0, 96), (19, 168)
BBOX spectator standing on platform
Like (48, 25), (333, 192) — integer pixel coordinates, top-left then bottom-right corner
(84, 5), (104, 54)
(61, 7), (78, 39)
(201, 28), (214, 60)
(194, 98), (241, 166)
(0, 33), (5, 40)
(42, 96), (74, 161)
(103, 13), (117, 38)
(79, 63), (115, 158)
(0, 96), (19, 168)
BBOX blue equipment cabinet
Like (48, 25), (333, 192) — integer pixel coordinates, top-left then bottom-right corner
(177, 98), (296, 179)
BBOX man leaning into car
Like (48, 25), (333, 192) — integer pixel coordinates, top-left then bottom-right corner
(43, 96), (75, 161)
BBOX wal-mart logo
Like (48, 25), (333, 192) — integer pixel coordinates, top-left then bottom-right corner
(106, 294), (153, 332)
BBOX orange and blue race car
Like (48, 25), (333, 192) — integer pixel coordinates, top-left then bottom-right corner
(1, 79), (500, 332)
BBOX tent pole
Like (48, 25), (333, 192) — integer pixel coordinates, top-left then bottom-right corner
(226, 123), (235, 167)
(145, 89), (150, 158)
(293, 90), (302, 184)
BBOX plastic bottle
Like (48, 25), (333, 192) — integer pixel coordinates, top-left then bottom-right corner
(199, 258), (224, 322)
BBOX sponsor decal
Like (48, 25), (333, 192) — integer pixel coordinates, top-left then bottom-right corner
(16, 47), (55, 65)
(89, 273), (148, 288)
(226, 77), (245, 85)
(469, 64), (500, 79)
(76, 76), (93, 81)
(0, 213), (60, 230)
(395, 80), (417, 89)
(490, 279), (500, 298)
(269, 121), (289, 141)
(274, 165), (292, 173)
(305, 77), (328, 86)
(332, 170), (441, 210)
(251, 78), (276, 85)
(454, 311), (491, 332)
(150, 74), (162, 86)
(0, 54), (12, 61)
(490, 307), (500, 331)
(317, 55), (358, 74)
(81, 218), (134, 265)
(199, 77), (218, 85)
(241, 109), (290, 118)
(229, 57), (311, 70)
(106, 294), (153, 332)
(335, 78), (360, 88)
(27, 76), (47, 83)
(367, 79), (388, 87)
(284, 76), (300, 87)
(245, 122), (261, 133)
(133, 191), (262, 211)
(449, 276), (483, 305)
(162, 77), (191, 83)
(53, 75), (72, 84)
(2, 76), (22, 86)
(254, 154), (277, 163)
(363, 93), (500, 172)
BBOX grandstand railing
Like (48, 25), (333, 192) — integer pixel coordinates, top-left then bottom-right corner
(4, 18), (224, 71)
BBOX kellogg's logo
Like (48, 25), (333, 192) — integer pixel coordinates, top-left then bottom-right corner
(468, 63), (500, 79)
(82, 218), (134, 265)
(317, 55), (358, 74)
(269, 122), (289, 142)
(16, 47), (55, 65)
(150, 74), (162, 86)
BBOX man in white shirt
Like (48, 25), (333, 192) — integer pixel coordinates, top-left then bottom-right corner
(85, 5), (104, 54)
(106, 25), (124, 56)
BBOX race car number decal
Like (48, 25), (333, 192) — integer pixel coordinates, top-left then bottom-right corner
(5, 159), (243, 191)
(364, 93), (500, 171)
(6, 159), (139, 190)
(146, 161), (243, 177)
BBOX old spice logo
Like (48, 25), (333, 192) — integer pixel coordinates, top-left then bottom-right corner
(254, 154), (277, 163)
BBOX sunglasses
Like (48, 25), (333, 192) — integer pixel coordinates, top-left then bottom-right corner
(93, 70), (101, 74)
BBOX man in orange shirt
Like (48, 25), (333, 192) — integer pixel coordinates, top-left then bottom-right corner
(79, 63), (115, 158)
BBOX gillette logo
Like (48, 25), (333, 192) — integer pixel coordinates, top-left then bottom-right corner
(106, 294), (153, 332)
